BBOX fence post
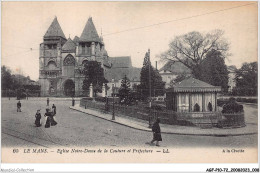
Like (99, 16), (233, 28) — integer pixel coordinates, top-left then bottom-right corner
(112, 95), (115, 120)
(72, 97), (75, 106)
(105, 97), (109, 113)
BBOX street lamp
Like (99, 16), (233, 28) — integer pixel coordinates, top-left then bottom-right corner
(148, 49), (153, 128)
(26, 89), (28, 100)
(71, 88), (75, 106)
(148, 104), (153, 128)
(112, 82), (115, 120)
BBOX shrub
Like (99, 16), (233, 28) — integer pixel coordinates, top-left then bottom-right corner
(83, 97), (94, 101)
(217, 99), (229, 107)
(222, 97), (244, 114)
(145, 105), (164, 111)
(95, 97), (106, 102)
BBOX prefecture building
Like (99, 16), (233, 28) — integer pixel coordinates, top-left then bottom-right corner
(227, 65), (237, 93)
(39, 17), (140, 96)
(159, 61), (191, 88)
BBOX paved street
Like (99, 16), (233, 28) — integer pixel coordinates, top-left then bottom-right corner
(1, 98), (258, 148)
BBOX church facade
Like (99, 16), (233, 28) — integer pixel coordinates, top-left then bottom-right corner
(39, 17), (140, 97)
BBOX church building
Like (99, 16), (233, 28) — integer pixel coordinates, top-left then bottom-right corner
(39, 17), (140, 96)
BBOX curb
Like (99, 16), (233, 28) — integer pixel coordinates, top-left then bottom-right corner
(69, 106), (258, 137)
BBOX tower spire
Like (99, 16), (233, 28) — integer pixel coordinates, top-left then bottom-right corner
(44, 17), (66, 39)
(79, 17), (101, 43)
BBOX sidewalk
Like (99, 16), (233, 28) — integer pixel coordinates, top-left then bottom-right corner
(70, 104), (258, 136)
(2, 97), (82, 101)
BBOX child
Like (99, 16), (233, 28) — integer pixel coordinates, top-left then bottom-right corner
(35, 109), (41, 127)
(17, 101), (22, 112)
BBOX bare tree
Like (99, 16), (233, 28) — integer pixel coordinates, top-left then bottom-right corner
(159, 30), (230, 71)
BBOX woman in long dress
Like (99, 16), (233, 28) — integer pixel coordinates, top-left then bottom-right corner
(52, 105), (57, 122)
(44, 108), (57, 128)
(50, 108), (57, 126)
(35, 110), (41, 127)
(52, 104), (56, 115)
(150, 118), (162, 146)
(44, 109), (51, 128)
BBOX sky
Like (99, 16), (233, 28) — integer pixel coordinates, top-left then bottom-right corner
(1, 1), (258, 80)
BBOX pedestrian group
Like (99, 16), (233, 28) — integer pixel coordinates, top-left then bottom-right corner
(17, 98), (163, 146)
(17, 97), (58, 128)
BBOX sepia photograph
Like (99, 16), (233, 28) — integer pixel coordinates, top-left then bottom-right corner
(1, 1), (258, 169)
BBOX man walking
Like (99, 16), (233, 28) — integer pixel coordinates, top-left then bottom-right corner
(17, 101), (21, 112)
(150, 118), (162, 146)
(47, 97), (49, 106)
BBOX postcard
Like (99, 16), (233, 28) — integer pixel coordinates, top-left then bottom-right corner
(1, 1), (258, 168)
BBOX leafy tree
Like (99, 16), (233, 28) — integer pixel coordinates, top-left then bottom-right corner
(82, 61), (108, 96)
(159, 30), (230, 79)
(118, 75), (131, 102)
(1, 66), (24, 90)
(82, 79), (89, 95)
(138, 50), (165, 100)
(234, 62), (257, 96)
(1, 65), (13, 90)
(11, 74), (22, 90)
(132, 83), (138, 91)
(200, 50), (229, 92)
(2, 65), (38, 97)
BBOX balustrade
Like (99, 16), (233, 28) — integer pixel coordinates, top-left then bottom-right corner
(40, 70), (61, 78)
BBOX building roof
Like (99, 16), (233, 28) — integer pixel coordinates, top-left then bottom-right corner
(44, 17), (66, 39)
(167, 77), (221, 93)
(227, 65), (237, 73)
(105, 67), (141, 82)
(105, 56), (138, 81)
(62, 38), (76, 52)
(73, 36), (79, 43)
(103, 58), (112, 68)
(109, 56), (132, 68)
(159, 61), (191, 74)
(79, 17), (101, 43)
(103, 49), (108, 56)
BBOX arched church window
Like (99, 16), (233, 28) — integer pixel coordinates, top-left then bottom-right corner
(47, 61), (57, 70)
(81, 43), (85, 54)
(82, 60), (88, 65)
(208, 102), (213, 112)
(63, 54), (75, 66)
